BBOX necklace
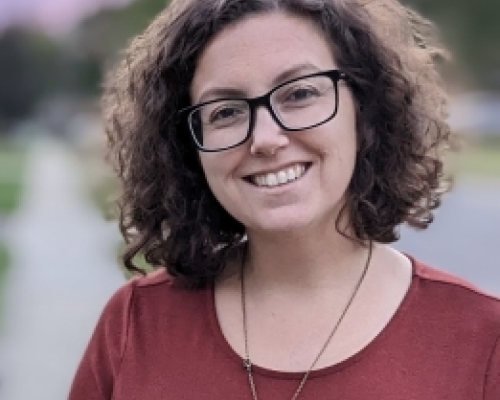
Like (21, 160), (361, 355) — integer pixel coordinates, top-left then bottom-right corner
(240, 241), (373, 400)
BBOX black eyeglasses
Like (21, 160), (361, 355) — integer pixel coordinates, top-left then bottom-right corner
(179, 69), (349, 152)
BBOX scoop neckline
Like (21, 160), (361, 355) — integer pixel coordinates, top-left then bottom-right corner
(206, 255), (420, 380)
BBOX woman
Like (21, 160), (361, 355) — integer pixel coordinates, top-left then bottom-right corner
(69, 0), (500, 399)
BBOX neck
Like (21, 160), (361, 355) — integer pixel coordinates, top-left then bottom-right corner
(243, 225), (370, 292)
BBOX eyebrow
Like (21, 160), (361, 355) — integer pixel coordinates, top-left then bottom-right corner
(271, 63), (323, 86)
(198, 88), (246, 104)
(196, 63), (325, 104)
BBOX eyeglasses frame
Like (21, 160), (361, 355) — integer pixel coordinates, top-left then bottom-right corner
(179, 69), (350, 152)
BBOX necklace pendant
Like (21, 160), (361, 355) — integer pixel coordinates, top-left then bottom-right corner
(243, 358), (252, 372)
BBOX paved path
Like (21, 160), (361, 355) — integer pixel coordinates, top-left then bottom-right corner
(0, 140), (124, 400)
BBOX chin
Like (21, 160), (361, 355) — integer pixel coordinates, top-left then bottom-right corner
(243, 210), (321, 237)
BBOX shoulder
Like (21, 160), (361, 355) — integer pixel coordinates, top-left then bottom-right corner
(95, 269), (174, 332)
(106, 267), (201, 305)
(401, 258), (500, 397)
(102, 268), (209, 325)
(413, 258), (500, 303)
(103, 268), (173, 310)
(410, 257), (500, 332)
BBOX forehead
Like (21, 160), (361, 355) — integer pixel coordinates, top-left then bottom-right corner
(190, 12), (337, 101)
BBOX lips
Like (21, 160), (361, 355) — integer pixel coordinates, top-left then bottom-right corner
(246, 163), (309, 188)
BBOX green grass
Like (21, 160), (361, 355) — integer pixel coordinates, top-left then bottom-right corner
(0, 181), (24, 214)
(454, 145), (500, 177)
(458, 146), (500, 178)
(0, 142), (27, 213)
(0, 141), (25, 328)
(0, 243), (9, 329)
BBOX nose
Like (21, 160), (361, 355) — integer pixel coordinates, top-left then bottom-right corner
(249, 107), (290, 156)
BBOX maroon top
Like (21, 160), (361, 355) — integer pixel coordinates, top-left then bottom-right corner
(68, 258), (500, 400)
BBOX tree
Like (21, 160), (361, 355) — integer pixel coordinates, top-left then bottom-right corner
(74, 0), (170, 67)
(0, 28), (61, 129)
(405, 0), (500, 88)
(0, 27), (104, 131)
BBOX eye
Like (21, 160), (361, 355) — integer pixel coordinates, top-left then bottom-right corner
(277, 83), (323, 108)
(209, 103), (247, 124)
(287, 86), (320, 102)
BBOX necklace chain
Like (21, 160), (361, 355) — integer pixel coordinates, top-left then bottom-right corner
(240, 242), (373, 400)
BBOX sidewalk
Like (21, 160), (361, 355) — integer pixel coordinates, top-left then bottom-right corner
(0, 140), (124, 400)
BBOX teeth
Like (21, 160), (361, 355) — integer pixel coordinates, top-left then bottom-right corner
(252, 164), (307, 188)
(267, 174), (278, 186)
(277, 171), (288, 184)
(294, 165), (302, 177)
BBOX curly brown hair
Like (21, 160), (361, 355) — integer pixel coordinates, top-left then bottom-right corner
(103, 0), (454, 287)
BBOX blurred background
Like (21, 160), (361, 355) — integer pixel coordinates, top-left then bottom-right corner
(0, 0), (499, 399)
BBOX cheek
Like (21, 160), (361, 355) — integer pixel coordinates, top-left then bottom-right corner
(199, 148), (245, 183)
(199, 151), (221, 171)
(199, 155), (233, 201)
(199, 159), (243, 222)
(329, 107), (358, 156)
(199, 158), (219, 189)
(315, 119), (358, 160)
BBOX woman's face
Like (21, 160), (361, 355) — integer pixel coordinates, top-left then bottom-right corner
(190, 12), (358, 236)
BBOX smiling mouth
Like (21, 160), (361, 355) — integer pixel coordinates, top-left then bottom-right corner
(246, 163), (310, 188)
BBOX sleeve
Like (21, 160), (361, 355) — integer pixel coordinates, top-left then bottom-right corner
(485, 333), (500, 400)
(67, 281), (136, 400)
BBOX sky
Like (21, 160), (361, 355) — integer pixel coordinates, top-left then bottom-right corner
(0, 0), (132, 35)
